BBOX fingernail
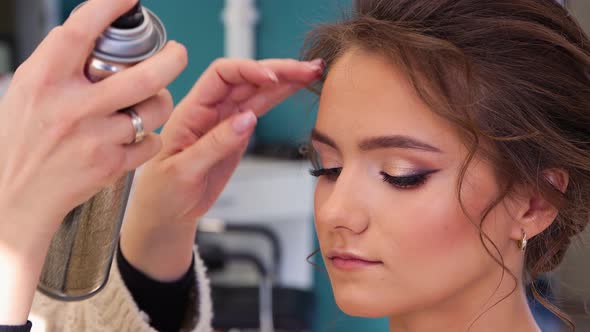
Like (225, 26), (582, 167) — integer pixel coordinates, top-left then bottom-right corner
(232, 111), (257, 134)
(264, 68), (279, 83)
(306, 58), (326, 73)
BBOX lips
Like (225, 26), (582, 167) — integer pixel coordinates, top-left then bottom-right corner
(327, 250), (383, 270)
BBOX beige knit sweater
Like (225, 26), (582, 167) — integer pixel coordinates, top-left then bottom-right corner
(29, 247), (213, 332)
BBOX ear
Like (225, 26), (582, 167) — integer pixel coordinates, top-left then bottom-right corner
(509, 168), (569, 242)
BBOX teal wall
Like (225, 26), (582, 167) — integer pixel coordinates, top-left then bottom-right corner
(62, 1), (388, 331)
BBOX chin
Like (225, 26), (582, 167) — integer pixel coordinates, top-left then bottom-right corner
(332, 283), (396, 318)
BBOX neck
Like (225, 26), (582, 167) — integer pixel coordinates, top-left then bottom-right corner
(388, 274), (540, 332)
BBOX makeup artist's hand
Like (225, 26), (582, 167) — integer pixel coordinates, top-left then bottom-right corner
(0, 0), (187, 324)
(121, 58), (324, 281)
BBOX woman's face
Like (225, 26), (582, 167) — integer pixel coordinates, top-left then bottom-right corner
(312, 49), (520, 318)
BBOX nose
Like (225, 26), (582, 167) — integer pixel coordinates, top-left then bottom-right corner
(315, 168), (370, 235)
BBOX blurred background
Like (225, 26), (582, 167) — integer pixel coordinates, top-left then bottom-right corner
(0, 1), (589, 331)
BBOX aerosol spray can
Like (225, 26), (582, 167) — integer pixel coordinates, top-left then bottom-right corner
(37, 1), (167, 301)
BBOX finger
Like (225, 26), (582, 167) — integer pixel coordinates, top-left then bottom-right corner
(172, 111), (257, 175)
(123, 133), (162, 170)
(17, 25), (108, 82)
(214, 62), (320, 117)
(184, 58), (279, 108)
(106, 90), (173, 144)
(90, 41), (187, 116)
(161, 82), (303, 152)
(63, 0), (140, 57)
(228, 84), (259, 104)
(174, 58), (322, 121)
(162, 81), (258, 144)
(209, 84), (258, 119)
(239, 83), (305, 117)
(160, 59), (321, 155)
(258, 58), (324, 83)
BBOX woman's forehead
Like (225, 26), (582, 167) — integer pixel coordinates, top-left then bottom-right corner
(315, 50), (459, 152)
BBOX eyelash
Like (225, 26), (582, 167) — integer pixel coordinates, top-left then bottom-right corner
(309, 168), (341, 181)
(309, 168), (437, 189)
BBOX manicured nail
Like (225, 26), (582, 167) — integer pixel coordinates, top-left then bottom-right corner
(232, 111), (257, 134)
(306, 58), (326, 73)
(264, 68), (279, 83)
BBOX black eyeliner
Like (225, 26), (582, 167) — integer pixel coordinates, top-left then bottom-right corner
(380, 169), (439, 188)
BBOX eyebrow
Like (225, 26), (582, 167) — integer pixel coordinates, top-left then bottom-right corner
(310, 128), (442, 153)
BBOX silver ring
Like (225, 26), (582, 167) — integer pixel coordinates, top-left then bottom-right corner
(124, 109), (145, 144)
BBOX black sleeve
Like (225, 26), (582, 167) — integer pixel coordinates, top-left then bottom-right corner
(0, 321), (32, 332)
(117, 246), (196, 332)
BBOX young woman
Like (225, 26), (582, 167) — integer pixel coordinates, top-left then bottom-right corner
(303, 0), (590, 331)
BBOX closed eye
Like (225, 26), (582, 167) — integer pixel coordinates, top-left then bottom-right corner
(380, 170), (438, 189)
(311, 167), (438, 190)
(309, 167), (342, 181)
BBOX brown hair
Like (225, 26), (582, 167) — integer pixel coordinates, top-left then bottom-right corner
(302, 0), (590, 330)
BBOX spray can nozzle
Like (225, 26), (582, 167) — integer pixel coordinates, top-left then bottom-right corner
(112, 1), (144, 29)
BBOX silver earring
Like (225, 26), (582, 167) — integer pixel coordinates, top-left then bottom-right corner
(517, 230), (528, 251)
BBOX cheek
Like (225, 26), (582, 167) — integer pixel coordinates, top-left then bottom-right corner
(379, 177), (482, 260)
(379, 196), (477, 277)
(388, 163), (502, 256)
(374, 169), (502, 302)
